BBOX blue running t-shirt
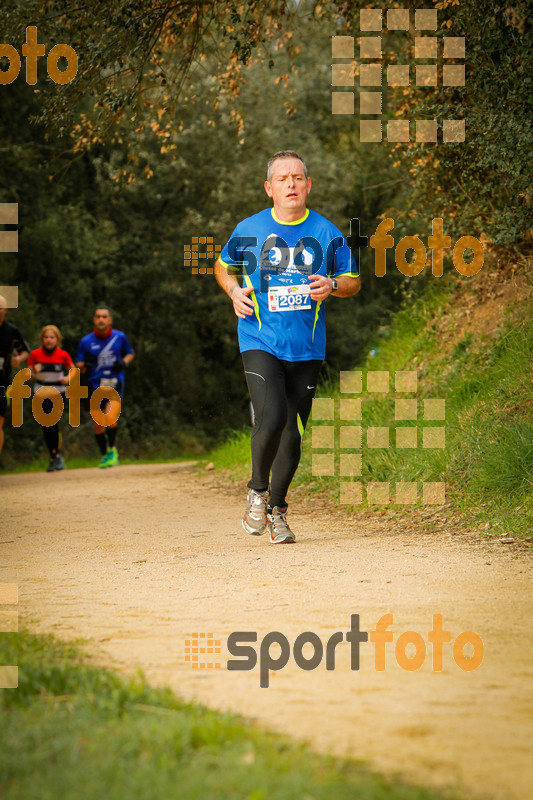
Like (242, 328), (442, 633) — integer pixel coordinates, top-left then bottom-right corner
(75, 329), (133, 396)
(219, 208), (358, 361)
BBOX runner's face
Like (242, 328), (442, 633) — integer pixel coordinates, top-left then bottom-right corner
(93, 309), (112, 333)
(264, 158), (311, 218)
(42, 330), (58, 349)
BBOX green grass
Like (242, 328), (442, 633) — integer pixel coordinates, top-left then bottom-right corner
(208, 428), (251, 474)
(0, 630), (461, 800)
(0, 452), (198, 475)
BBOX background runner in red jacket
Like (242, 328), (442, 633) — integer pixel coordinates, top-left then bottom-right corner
(28, 325), (73, 472)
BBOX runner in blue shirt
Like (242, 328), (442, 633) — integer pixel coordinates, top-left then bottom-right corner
(215, 151), (360, 543)
(75, 306), (134, 468)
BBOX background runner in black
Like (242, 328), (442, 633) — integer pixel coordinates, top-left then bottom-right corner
(242, 349), (321, 510)
(0, 295), (30, 455)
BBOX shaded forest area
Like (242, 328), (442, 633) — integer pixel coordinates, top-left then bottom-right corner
(0, 0), (530, 460)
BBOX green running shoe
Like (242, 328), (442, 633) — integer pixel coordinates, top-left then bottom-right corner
(106, 446), (119, 467)
(99, 452), (110, 468)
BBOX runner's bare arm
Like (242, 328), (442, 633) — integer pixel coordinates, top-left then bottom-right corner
(309, 275), (361, 300)
(11, 350), (29, 367)
(214, 259), (255, 319)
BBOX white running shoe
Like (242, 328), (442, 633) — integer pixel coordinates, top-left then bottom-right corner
(267, 506), (295, 544)
(242, 489), (269, 535)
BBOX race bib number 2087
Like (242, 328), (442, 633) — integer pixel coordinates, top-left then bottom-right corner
(268, 284), (311, 312)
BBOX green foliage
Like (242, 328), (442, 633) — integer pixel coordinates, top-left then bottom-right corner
(335, 0), (532, 247)
(296, 288), (533, 536)
(447, 311), (533, 510)
(466, 419), (533, 495)
(212, 283), (533, 537)
(0, 0), (302, 146)
(0, 11), (404, 463)
(209, 428), (251, 472)
(0, 0), (529, 472)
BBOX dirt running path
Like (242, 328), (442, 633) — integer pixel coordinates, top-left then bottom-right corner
(1, 463), (532, 799)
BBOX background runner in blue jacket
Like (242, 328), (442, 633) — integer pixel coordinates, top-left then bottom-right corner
(215, 151), (361, 543)
(76, 306), (134, 468)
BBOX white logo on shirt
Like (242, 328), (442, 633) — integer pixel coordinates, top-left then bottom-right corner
(96, 336), (119, 368)
(267, 241), (314, 273)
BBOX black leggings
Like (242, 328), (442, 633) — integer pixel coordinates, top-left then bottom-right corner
(41, 395), (64, 457)
(242, 350), (322, 509)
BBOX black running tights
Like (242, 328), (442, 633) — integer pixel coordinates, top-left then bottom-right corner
(42, 396), (62, 457)
(242, 350), (322, 509)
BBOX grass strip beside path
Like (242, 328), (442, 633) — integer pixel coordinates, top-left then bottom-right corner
(0, 630), (462, 800)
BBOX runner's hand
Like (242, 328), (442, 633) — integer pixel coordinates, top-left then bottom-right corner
(309, 275), (334, 301)
(32, 363), (43, 373)
(230, 286), (255, 319)
(112, 359), (126, 373)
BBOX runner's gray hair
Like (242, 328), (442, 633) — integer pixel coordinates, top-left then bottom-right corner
(267, 151), (308, 183)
